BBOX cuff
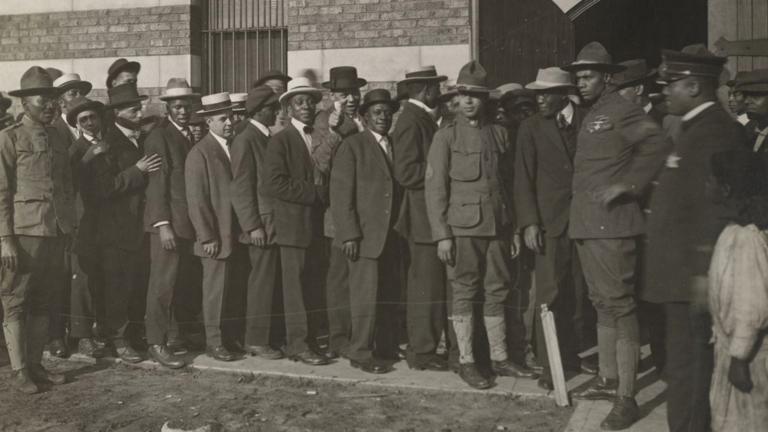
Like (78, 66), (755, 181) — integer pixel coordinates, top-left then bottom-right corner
(153, 221), (170, 228)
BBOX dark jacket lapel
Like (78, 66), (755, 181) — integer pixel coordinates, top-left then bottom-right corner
(286, 123), (314, 172)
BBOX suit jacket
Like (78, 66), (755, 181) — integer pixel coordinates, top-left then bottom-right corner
(70, 135), (97, 254)
(185, 133), (237, 259)
(263, 122), (327, 248)
(80, 126), (147, 252)
(143, 117), (196, 239)
(231, 121), (276, 245)
(569, 90), (669, 239)
(391, 101), (439, 243)
(642, 104), (746, 303)
(515, 107), (585, 238)
(330, 129), (401, 259)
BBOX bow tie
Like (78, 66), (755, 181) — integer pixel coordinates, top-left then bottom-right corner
(303, 126), (313, 135)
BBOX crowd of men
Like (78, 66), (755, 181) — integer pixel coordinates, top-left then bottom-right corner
(0, 38), (766, 432)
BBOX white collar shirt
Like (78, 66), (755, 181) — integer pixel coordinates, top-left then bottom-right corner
(115, 123), (140, 148)
(291, 118), (313, 153)
(210, 130), (231, 160)
(249, 119), (271, 137)
(558, 102), (575, 125)
(644, 102), (653, 114)
(682, 101), (716, 122)
(369, 129), (392, 160)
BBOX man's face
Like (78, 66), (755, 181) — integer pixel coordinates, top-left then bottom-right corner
(576, 70), (607, 102)
(256, 103), (279, 127)
(59, 87), (84, 113)
(206, 111), (233, 138)
(457, 93), (485, 120)
(424, 82), (442, 108)
(76, 109), (102, 136)
(23, 94), (58, 124)
(265, 79), (286, 95)
(729, 90), (746, 115)
(363, 102), (394, 135)
(618, 85), (643, 105)
(745, 92), (768, 117)
(662, 78), (693, 116)
(115, 103), (143, 124)
(189, 123), (207, 142)
(510, 101), (537, 123)
(232, 112), (246, 124)
(494, 105), (511, 127)
(536, 92), (569, 118)
(288, 94), (316, 124)
(112, 71), (137, 88)
(331, 89), (361, 117)
(167, 98), (192, 127)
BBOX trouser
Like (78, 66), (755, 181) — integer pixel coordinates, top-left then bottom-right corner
(48, 251), (71, 341)
(347, 234), (399, 362)
(144, 234), (202, 346)
(280, 238), (326, 356)
(505, 249), (534, 364)
(244, 243), (280, 346)
(101, 240), (150, 344)
(576, 237), (640, 398)
(70, 252), (104, 339)
(664, 302), (713, 432)
(200, 255), (235, 347)
(325, 242), (350, 354)
(405, 240), (447, 361)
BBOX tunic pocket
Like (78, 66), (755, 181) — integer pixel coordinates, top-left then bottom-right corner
(449, 149), (481, 181)
(13, 193), (46, 230)
(447, 196), (481, 228)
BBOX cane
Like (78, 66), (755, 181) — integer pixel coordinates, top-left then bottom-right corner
(541, 304), (570, 407)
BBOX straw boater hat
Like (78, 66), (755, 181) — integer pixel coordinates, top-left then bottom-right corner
(196, 92), (235, 116)
(65, 96), (105, 128)
(245, 86), (280, 115)
(8, 66), (62, 97)
(53, 73), (93, 96)
(526, 67), (578, 91)
(106, 58), (141, 88)
(278, 77), (323, 104)
(105, 82), (148, 110)
(358, 88), (400, 115)
(612, 59), (656, 89)
(455, 61), (491, 93)
(229, 93), (248, 113)
(398, 65), (447, 85)
(562, 41), (626, 74)
(253, 69), (292, 88)
(657, 44), (727, 85)
(158, 78), (200, 101)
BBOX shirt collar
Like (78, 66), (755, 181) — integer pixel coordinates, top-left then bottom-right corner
(115, 123), (139, 140)
(209, 130), (228, 146)
(369, 129), (386, 142)
(408, 98), (433, 115)
(643, 102), (653, 114)
(291, 117), (310, 133)
(82, 131), (102, 142)
(682, 101), (716, 122)
(249, 119), (271, 136)
(168, 117), (187, 133)
(559, 102), (574, 124)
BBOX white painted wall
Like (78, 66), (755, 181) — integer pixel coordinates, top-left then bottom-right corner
(0, 0), (194, 15)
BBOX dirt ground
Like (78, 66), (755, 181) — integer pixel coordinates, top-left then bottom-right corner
(0, 353), (572, 432)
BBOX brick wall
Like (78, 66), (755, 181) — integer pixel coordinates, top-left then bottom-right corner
(0, 5), (196, 62)
(287, 0), (471, 51)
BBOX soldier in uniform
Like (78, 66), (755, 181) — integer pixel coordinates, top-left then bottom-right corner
(0, 66), (77, 393)
(563, 42), (668, 430)
(426, 61), (536, 389)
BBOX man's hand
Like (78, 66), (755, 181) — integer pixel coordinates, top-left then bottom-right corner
(523, 225), (544, 254)
(510, 233), (522, 259)
(593, 183), (633, 207)
(158, 225), (177, 251)
(342, 240), (359, 262)
(202, 240), (220, 258)
(250, 228), (267, 248)
(0, 236), (19, 272)
(136, 154), (162, 173)
(329, 110), (342, 129)
(437, 238), (455, 266)
(81, 144), (106, 164)
(728, 357), (753, 393)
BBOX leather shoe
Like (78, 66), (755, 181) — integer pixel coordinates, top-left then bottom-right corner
(350, 358), (392, 374)
(28, 363), (66, 385)
(116, 345), (143, 364)
(48, 338), (69, 358)
(289, 350), (329, 366)
(11, 369), (39, 394)
(600, 396), (639, 430)
(149, 345), (186, 369)
(572, 376), (618, 401)
(459, 363), (492, 389)
(411, 355), (449, 372)
(206, 345), (237, 362)
(245, 345), (284, 360)
(78, 338), (106, 358)
(491, 359), (539, 379)
(167, 338), (190, 355)
(537, 377), (554, 391)
(226, 339), (246, 354)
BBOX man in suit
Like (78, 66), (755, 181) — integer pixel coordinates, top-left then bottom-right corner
(0, 67), (76, 393)
(253, 70), (292, 135)
(391, 65), (451, 372)
(106, 58), (140, 89)
(515, 67), (594, 391)
(737, 69), (768, 152)
(330, 89), (402, 374)
(263, 77), (330, 366)
(643, 45), (744, 432)
(230, 86), (284, 360)
(185, 93), (241, 362)
(727, 71), (750, 126)
(143, 78), (203, 369)
(563, 42), (668, 430)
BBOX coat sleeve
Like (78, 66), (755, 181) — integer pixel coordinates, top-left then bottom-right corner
(425, 130), (453, 241)
(513, 120), (541, 230)
(0, 131), (16, 237)
(230, 134), (263, 233)
(618, 107), (670, 194)
(392, 118), (428, 189)
(330, 139), (361, 243)
(185, 148), (216, 244)
(88, 150), (146, 200)
(143, 129), (172, 228)
(263, 135), (321, 205)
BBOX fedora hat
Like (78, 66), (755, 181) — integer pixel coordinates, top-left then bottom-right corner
(65, 97), (105, 128)
(106, 58), (141, 88)
(9, 66), (62, 97)
(456, 61), (491, 93)
(158, 78), (200, 101)
(358, 88), (400, 115)
(196, 92), (235, 116)
(563, 41), (626, 74)
(245, 86), (280, 115)
(105, 82), (148, 110)
(54, 73), (93, 96)
(612, 59), (656, 88)
(279, 77), (323, 104)
(398, 65), (448, 85)
(526, 67), (577, 91)
(253, 69), (292, 88)
(322, 66), (367, 91)
(229, 93), (248, 113)
(736, 69), (768, 94)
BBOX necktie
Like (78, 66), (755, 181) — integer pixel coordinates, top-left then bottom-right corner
(381, 136), (392, 161)
(181, 127), (192, 142)
(557, 112), (569, 130)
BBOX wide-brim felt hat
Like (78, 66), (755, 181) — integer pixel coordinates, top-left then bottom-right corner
(279, 77), (323, 104)
(158, 77), (200, 101)
(106, 58), (141, 88)
(253, 69), (292, 87)
(494, 83), (524, 101)
(197, 92), (235, 116)
(398, 65), (448, 85)
(65, 97), (105, 128)
(358, 88), (400, 115)
(54, 73), (93, 96)
(246, 86), (280, 114)
(105, 82), (148, 109)
(9, 66), (62, 97)
(322, 66), (367, 90)
(735, 69), (768, 94)
(456, 61), (491, 93)
(613, 59), (656, 88)
(562, 41), (626, 73)
(526, 67), (578, 91)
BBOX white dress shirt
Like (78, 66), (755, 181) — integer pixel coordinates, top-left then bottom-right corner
(558, 102), (575, 126)
(115, 123), (140, 148)
(291, 118), (313, 153)
(209, 130), (231, 160)
(249, 119), (271, 137)
(643, 102), (653, 114)
(682, 101), (716, 122)
(369, 129), (392, 161)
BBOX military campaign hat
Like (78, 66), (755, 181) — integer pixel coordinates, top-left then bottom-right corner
(66, 96), (105, 128)
(245, 86), (280, 115)
(657, 44), (726, 84)
(8, 66), (62, 97)
(563, 41), (626, 74)
(358, 88), (400, 115)
(106, 58), (141, 88)
(456, 61), (491, 93)
(613, 59), (656, 88)
(322, 66), (367, 91)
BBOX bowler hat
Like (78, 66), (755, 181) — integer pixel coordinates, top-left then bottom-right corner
(106, 58), (141, 88)
(657, 44), (726, 84)
(398, 65), (447, 85)
(253, 69), (292, 88)
(8, 66), (62, 97)
(526, 67), (577, 91)
(65, 97), (105, 128)
(613, 59), (656, 88)
(322, 66), (367, 91)
(358, 88), (400, 115)
(456, 61), (491, 93)
(230, 93), (248, 113)
(562, 41), (625, 74)
(54, 73), (93, 96)
(245, 86), (280, 115)
(0, 94), (11, 111)
(105, 82), (148, 110)
(158, 78), (200, 101)
(196, 92), (235, 116)
(279, 77), (323, 104)
(735, 69), (768, 94)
